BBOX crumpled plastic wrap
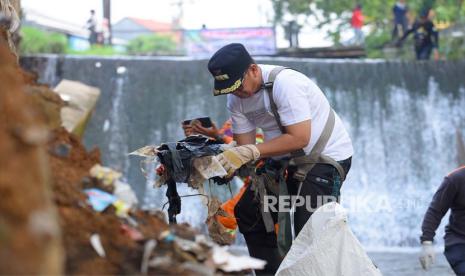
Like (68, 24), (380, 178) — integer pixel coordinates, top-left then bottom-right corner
(189, 156), (228, 189)
(113, 180), (138, 208)
(128, 145), (158, 158)
(276, 202), (382, 276)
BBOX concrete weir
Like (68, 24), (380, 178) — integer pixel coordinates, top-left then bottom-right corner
(20, 55), (465, 248)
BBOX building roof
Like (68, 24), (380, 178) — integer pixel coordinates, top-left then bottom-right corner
(128, 17), (173, 32)
(23, 8), (88, 38)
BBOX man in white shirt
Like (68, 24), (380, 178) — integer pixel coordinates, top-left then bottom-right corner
(207, 43), (353, 274)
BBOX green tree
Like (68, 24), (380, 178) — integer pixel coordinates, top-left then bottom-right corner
(126, 34), (178, 56)
(272, 0), (465, 59)
(272, 0), (465, 37)
(20, 26), (67, 54)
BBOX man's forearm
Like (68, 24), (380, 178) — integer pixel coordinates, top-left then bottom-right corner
(256, 133), (308, 158)
(421, 206), (444, 242)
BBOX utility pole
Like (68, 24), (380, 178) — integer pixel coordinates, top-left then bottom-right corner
(170, 0), (184, 30)
(170, 0), (195, 54)
(103, 0), (112, 45)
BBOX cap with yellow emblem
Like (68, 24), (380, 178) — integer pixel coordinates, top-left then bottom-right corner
(207, 43), (253, 96)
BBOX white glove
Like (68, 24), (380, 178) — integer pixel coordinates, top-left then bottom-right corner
(217, 145), (260, 177)
(419, 241), (435, 270)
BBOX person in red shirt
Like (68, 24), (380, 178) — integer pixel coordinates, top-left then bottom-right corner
(350, 4), (365, 45)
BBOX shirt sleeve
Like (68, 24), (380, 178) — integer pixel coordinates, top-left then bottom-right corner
(272, 72), (312, 126)
(420, 177), (457, 242)
(227, 97), (255, 134)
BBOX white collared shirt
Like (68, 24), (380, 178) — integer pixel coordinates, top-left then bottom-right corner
(227, 64), (353, 161)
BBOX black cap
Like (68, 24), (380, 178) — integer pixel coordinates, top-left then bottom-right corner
(207, 43), (253, 96)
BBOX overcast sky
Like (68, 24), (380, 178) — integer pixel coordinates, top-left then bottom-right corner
(21, 0), (333, 47)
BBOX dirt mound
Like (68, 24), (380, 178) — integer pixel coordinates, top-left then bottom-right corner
(47, 127), (170, 275)
(0, 40), (62, 275)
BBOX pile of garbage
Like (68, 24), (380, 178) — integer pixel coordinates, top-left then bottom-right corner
(47, 128), (265, 275)
(0, 42), (264, 275)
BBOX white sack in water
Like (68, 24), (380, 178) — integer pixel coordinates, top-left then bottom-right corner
(276, 202), (382, 276)
(212, 246), (266, 272)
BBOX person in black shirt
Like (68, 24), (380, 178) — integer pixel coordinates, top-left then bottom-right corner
(419, 166), (465, 274)
(396, 8), (439, 60)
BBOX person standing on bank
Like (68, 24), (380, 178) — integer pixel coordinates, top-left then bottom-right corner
(207, 43), (353, 274)
(392, 0), (410, 40)
(350, 4), (364, 45)
(85, 9), (98, 45)
(419, 166), (465, 275)
(396, 8), (439, 60)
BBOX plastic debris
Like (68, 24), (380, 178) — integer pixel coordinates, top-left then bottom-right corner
(54, 80), (100, 138)
(193, 156), (228, 179)
(174, 236), (209, 261)
(206, 197), (235, 245)
(212, 246), (266, 272)
(159, 230), (175, 243)
(90, 233), (106, 257)
(147, 256), (172, 268)
(84, 188), (117, 212)
(141, 239), (157, 274)
(113, 200), (130, 218)
(49, 142), (72, 158)
(89, 164), (122, 186)
(59, 94), (71, 102)
(124, 215), (139, 227)
(189, 156), (228, 188)
(113, 180), (138, 208)
(139, 227), (267, 274)
(129, 145), (158, 158)
(120, 224), (144, 241)
(156, 135), (224, 184)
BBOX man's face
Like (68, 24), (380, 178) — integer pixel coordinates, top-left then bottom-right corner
(232, 65), (259, 98)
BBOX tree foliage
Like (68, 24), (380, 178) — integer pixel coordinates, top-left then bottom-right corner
(272, 0), (465, 28)
(20, 26), (67, 54)
(126, 34), (178, 56)
(272, 0), (465, 59)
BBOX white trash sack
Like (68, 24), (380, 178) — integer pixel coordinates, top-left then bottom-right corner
(276, 202), (382, 276)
